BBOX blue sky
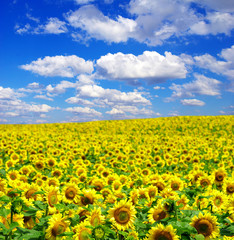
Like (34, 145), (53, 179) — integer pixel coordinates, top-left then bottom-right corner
(0, 0), (234, 124)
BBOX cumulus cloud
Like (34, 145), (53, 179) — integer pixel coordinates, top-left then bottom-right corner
(20, 55), (94, 78)
(66, 5), (137, 43)
(34, 95), (54, 101)
(74, 0), (95, 5)
(65, 97), (94, 105)
(167, 74), (221, 100)
(0, 86), (24, 100)
(46, 80), (78, 95)
(96, 51), (187, 85)
(180, 98), (205, 106)
(75, 84), (151, 106)
(65, 106), (102, 117)
(16, 17), (67, 35)
(190, 0), (234, 12)
(190, 12), (234, 35)
(194, 45), (234, 91)
(128, 0), (199, 45)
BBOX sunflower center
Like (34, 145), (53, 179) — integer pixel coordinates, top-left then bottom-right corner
(171, 182), (179, 190)
(65, 187), (76, 200)
(81, 196), (92, 205)
(80, 229), (91, 240)
(194, 219), (213, 237)
(214, 197), (222, 207)
(149, 190), (156, 198)
(154, 231), (173, 240)
(26, 189), (37, 200)
(153, 209), (167, 221)
(91, 214), (100, 226)
(227, 184), (234, 194)
(215, 173), (224, 182)
(48, 192), (58, 207)
(52, 222), (66, 237)
(114, 207), (130, 224)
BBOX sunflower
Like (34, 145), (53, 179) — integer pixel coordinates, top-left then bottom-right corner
(108, 199), (136, 231)
(147, 223), (179, 240)
(148, 204), (169, 224)
(170, 177), (184, 191)
(214, 168), (227, 186)
(46, 213), (69, 240)
(73, 221), (92, 240)
(147, 186), (158, 200)
(47, 178), (60, 187)
(223, 179), (234, 195)
(78, 188), (99, 206)
(62, 183), (80, 204)
(87, 207), (105, 226)
(1, 213), (24, 231)
(191, 212), (219, 239)
(45, 186), (61, 210)
(23, 183), (42, 201)
(209, 190), (228, 212)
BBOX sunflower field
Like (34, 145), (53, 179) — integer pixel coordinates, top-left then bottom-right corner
(0, 115), (233, 240)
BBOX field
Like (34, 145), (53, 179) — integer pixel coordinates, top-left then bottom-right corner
(0, 115), (233, 240)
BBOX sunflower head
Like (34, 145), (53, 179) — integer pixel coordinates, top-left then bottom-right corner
(108, 199), (136, 231)
(191, 212), (219, 239)
(148, 223), (179, 240)
(46, 213), (69, 240)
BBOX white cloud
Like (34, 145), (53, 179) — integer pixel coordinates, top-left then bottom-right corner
(65, 97), (94, 105)
(190, 0), (234, 12)
(0, 119), (7, 123)
(180, 99), (205, 106)
(168, 111), (179, 116)
(190, 12), (234, 35)
(34, 95), (54, 101)
(194, 45), (234, 90)
(15, 23), (31, 34)
(76, 84), (151, 106)
(41, 17), (68, 34)
(26, 13), (40, 23)
(16, 17), (67, 35)
(0, 86), (24, 100)
(154, 86), (165, 90)
(65, 106), (102, 117)
(128, 0), (199, 45)
(106, 108), (125, 115)
(66, 5), (137, 43)
(74, 0), (95, 5)
(27, 82), (41, 89)
(46, 80), (78, 95)
(27, 104), (55, 113)
(96, 51), (187, 84)
(168, 74), (221, 100)
(20, 55), (94, 78)
(35, 119), (48, 124)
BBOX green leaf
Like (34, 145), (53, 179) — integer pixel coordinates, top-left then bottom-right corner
(32, 190), (45, 196)
(0, 208), (11, 218)
(0, 195), (11, 203)
(33, 200), (47, 210)
(194, 234), (205, 240)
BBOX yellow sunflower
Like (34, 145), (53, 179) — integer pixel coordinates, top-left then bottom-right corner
(46, 213), (69, 240)
(108, 199), (136, 231)
(87, 207), (105, 226)
(147, 223), (179, 240)
(45, 186), (61, 213)
(78, 188), (99, 206)
(148, 204), (169, 224)
(73, 221), (92, 240)
(191, 212), (220, 239)
(62, 183), (80, 204)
